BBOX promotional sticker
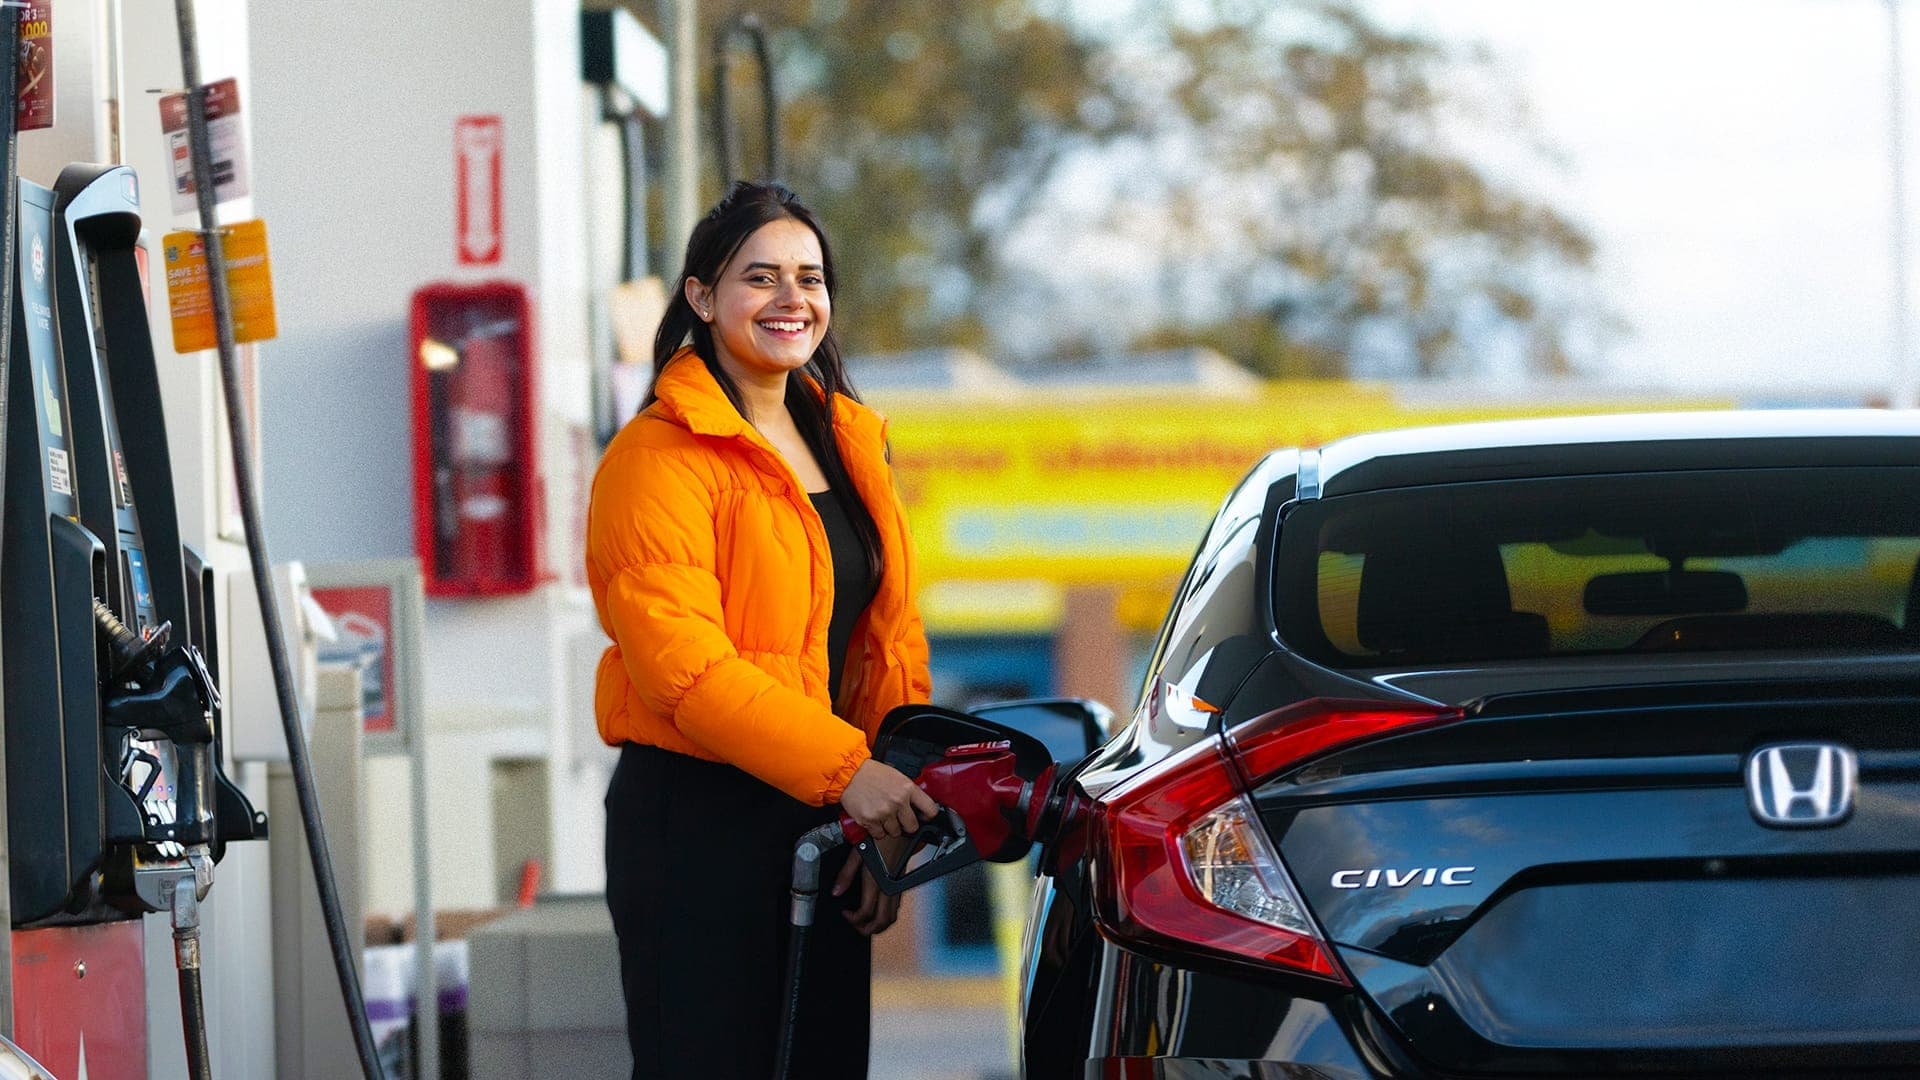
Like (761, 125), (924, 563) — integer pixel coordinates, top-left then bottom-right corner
(159, 78), (251, 215)
(162, 219), (279, 353)
(16, 2), (52, 131)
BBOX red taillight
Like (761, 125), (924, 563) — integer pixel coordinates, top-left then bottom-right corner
(1228, 698), (1466, 788)
(1091, 697), (1462, 982)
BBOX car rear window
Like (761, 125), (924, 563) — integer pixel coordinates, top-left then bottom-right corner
(1274, 466), (1920, 667)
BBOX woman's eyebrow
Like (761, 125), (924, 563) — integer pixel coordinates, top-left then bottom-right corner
(740, 261), (825, 273)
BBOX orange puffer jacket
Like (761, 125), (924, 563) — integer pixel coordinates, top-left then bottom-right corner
(586, 348), (932, 805)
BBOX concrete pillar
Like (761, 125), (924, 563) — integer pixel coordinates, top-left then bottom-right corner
(269, 666), (366, 1079)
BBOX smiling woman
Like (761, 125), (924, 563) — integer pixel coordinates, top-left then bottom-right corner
(586, 180), (937, 1080)
(692, 218), (831, 369)
(684, 216), (840, 492)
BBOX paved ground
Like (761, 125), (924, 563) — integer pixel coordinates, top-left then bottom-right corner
(870, 1004), (1016, 1080)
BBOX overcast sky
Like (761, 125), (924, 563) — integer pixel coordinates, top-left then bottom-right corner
(1367, 0), (1916, 397)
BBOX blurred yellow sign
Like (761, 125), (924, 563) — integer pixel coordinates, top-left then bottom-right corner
(875, 383), (1731, 597)
(163, 219), (278, 353)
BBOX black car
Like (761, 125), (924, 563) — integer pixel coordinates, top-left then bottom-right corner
(1002, 411), (1920, 1079)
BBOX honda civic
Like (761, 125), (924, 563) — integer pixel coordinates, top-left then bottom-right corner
(1004, 410), (1920, 1078)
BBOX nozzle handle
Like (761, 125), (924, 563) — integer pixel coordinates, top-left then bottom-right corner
(847, 807), (981, 897)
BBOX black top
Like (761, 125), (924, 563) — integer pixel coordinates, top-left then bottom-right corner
(809, 489), (880, 703)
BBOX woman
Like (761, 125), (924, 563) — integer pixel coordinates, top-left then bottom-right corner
(588, 180), (938, 1079)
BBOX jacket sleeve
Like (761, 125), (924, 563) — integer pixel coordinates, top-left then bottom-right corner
(589, 446), (870, 805)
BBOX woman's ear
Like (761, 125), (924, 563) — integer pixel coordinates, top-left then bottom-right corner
(684, 278), (713, 322)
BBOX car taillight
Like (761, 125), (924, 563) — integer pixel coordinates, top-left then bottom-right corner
(1091, 697), (1462, 982)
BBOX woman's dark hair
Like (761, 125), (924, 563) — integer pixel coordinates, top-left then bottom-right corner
(648, 180), (883, 583)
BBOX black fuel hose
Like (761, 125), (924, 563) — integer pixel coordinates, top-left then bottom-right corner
(774, 820), (846, 1080)
(167, 880), (212, 1080)
(177, 966), (209, 1080)
(170, 2), (385, 1076)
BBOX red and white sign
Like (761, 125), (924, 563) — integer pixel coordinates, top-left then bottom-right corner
(160, 78), (251, 215)
(311, 584), (398, 735)
(455, 115), (504, 265)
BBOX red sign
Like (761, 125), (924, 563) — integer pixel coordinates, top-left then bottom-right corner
(455, 115), (504, 265)
(312, 584), (397, 734)
(16, 1), (52, 131)
(12, 922), (149, 1079)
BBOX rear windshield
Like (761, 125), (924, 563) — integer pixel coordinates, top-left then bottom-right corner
(1275, 467), (1920, 667)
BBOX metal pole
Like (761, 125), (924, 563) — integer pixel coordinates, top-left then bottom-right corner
(712, 16), (781, 186)
(404, 579), (439, 1080)
(1890, 0), (1915, 408)
(662, 0), (699, 271)
(168, 2), (386, 1076)
(0, 0), (22, 1040)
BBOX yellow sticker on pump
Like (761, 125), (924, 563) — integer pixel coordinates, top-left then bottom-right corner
(162, 218), (278, 353)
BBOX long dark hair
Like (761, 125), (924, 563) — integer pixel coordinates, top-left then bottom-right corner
(648, 180), (883, 583)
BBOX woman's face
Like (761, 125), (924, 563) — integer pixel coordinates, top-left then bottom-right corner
(690, 217), (831, 383)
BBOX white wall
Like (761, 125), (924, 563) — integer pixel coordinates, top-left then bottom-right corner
(248, 0), (615, 915)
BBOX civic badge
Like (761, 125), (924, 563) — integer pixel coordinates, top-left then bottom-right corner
(1745, 742), (1856, 828)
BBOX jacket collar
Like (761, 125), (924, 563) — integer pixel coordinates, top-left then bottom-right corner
(651, 346), (888, 448)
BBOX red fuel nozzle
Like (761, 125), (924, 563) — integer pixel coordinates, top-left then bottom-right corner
(918, 741), (1031, 861)
(836, 741), (1058, 894)
(837, 742), (1028, 850)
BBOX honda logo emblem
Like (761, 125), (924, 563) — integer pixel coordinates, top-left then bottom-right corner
(1745, 743), (1856, 828)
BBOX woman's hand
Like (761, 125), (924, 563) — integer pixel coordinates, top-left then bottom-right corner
(833, 836), (909, 936)
(839, 759), (938, 839)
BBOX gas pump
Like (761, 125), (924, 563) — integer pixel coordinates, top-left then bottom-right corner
(51, 159), (267, 879)
(2, 179), (108, 927)
(3, 173), (153, 1071)
(1, 165), (263, 1077)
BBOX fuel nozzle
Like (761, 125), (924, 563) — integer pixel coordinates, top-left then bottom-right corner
(93, 596), (223, 860)
(94, 597), (171, 682)
(782, 713), (1082, 1078)
(837, 740), (1074, 896)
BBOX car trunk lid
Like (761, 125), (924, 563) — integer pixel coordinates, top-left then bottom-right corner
(1261, 680), (1920, 1075)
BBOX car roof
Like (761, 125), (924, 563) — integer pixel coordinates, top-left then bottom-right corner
(1310, 409), (1920, 497)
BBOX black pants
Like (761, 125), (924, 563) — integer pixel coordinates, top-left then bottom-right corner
(606, 744), (871, 1079)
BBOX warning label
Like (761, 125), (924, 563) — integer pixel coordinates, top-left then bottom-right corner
(114, 450), (132, 506)
(48, 447), (70, 496)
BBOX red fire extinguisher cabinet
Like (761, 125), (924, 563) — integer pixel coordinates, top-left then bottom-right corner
(410, 281), (542, 596)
